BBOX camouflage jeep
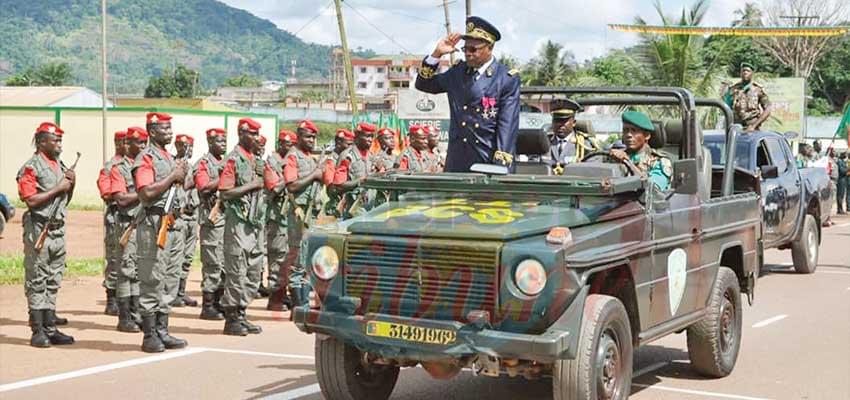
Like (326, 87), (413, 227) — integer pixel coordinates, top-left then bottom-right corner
(293, 87), (761, 400)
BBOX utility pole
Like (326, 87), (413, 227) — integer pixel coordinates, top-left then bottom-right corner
(466, 0), (471, 18)
(334, 0), (358, 115)
(101, 0), (108, 163)
(442, 0), (455, 64)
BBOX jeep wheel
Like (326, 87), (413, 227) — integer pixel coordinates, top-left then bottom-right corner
(791, 214), (818, 274)
(553, 294), (632, 400)
(0, 212), (6, 237)
(315, 336), (400, 400)
(686, 266), (742, 378)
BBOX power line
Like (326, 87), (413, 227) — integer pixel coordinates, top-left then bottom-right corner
(347, 0), (443, 26)
(292, 1), (335, 36)
(343, 1), (412, 54)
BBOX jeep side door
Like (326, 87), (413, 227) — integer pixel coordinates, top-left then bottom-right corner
(757, 138), (784, 246)
(759, 137), (800, 245)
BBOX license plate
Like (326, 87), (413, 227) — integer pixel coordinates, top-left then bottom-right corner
(365, 321), (456, 345)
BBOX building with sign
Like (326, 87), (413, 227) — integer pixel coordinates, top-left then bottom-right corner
(352, 55), (450, 99)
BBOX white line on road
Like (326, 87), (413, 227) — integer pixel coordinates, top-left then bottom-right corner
(633, 383), (773, 400)
(819, 270), (850, 275)
(262, 383), (322, 400)
(752, 314), (788, 328)
(633, 361), (668, 378)
(0, 347), (206, 393)
(204, 347), (315, 360)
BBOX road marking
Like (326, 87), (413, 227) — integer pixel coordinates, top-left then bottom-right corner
(834, 222), (850, 228)
(204, 347), (315, 360)
(819, 270), (850, 275)
(0, 347), (206, 393)
(633, 361), (668, 378)
(752, 314), (787, 328)
(262, 383), (321, 400)
(633, 383), (773, 400)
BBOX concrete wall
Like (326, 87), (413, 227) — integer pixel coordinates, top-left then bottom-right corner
(0, 107), (278, 207)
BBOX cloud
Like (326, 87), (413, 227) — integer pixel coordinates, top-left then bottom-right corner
(220, 0), (740, 62)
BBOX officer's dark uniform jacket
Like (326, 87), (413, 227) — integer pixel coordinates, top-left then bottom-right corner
(415, 58), (520, 172)
(548, 131), (597, 166)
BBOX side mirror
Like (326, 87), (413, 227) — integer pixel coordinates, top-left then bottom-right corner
(760, 165), (779, 179)
(672, 158), (699, 195)
(470, 163), (509, 176)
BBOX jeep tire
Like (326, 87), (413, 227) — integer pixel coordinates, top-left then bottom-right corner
(0, 212), (5, 237)
(315, 336), (400, 400)
(686, 266), (742, 378)
(553, 294), (633, 400)
(791, 214), (818, 274)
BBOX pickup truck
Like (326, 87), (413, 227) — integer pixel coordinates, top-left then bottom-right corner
(295, 87), (762, 400)
(704, 130), (832, 273)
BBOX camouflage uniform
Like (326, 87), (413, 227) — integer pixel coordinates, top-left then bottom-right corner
(172, 180), (199, 306)
(727, 81), (770, 129)
(398, 146), (433, 173)
(111, 156), (142, 319)
(264, 151), (289, 296)
(98, 155), (123, 314)
(283, 148), (318, 303)
(321, 151), (342, 218)
(195, 153), (225, 299)
(629, 146), (673, 191)
(372, 150), (397, 173)
(335, 146), (375, 218)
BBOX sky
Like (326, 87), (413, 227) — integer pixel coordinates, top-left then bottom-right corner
(219, 0), (743, 62)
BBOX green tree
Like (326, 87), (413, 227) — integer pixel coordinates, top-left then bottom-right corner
(523, 40), (576, 86)
(810, 34), (850, 113)
(5, 68), (36, 86)
(222, 74), (262, 87)
(589, 50), (647, 87)
(144, 65), (201, 98)
(5, 63), (74, 86)
(497, 54), (520, 71)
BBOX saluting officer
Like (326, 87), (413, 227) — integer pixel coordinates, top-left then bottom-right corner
(332, 122), (377, 218)
(547, 99), (599, 174)
(218, 118), (265, 336)
(133, 112), (189, 353)
(97, 130), (127, 316)
(171, 134), (199, 308)
(609, 111), (672, 191)
(17, 122), (76, 348)
(109, 126), (147, 332)
(264, 129), (297, 311)
(724, 62), (771, 131)
(282, 120), (330, 307)
(416, 16), (521, 172)
(194, 128), (228, 320)
(373, 128), (398, 173)
(398, 125), (435, 172)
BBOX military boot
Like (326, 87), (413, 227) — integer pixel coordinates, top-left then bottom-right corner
(239, 307), (262, 334)
(116, 297), (140, 333)
(53, 313), (69, 325)
(104, 288), (119, 316)
(155, 313), (187, 349)
(213, 287), (225, 314)
(199, 292), (224, 320)
(44, 310), (75, 345)
(28, 309), (50, 348)
(223, 307), (247, 336)
(130, 295), (143, 328)
(169, 284), (186, 307)
(266, 287), (290, 312)
(257, 282), (269, 298)
(179, 274), (199, 307)
(141, 314), (165, 353)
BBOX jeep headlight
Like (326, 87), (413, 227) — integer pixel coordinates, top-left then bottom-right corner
(311, 246), (339, 280)
(514, 259), (547, 296)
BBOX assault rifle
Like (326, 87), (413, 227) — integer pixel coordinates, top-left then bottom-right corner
(34, 152), (81, 251)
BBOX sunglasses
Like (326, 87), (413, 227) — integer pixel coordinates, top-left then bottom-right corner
(462, 44), (488, 53)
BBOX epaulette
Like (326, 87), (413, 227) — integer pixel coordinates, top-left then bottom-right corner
(508, 68), (520, 76)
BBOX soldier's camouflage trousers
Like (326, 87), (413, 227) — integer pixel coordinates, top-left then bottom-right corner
(266, 221), (288, 292)
(136, 213), (181, 316)
(285, 208), (307, 291)
(115, 217), (140, 298)
(179, 214), (198, 273)
(22, 213), (66, 311)
(199, 221), (224, 293)
(102, 208), (120, 290)
(221, 215), (263, 308)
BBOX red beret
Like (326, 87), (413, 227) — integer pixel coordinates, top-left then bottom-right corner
(336, 128), (355, 140)
(35, 122), (63, 136)
(238, 118), (261, 132)
(175, 134), (194, 144)
(146, 112), (172, 124)
(408, 125), (427, 136)
(278, 129), (294, 142)
(258, 135), (267, 146)
(297, 120), (318, 134)
(206, 128), (226, 137)
(126, 127), (148, 141)
(356, 122), (377, 133)
(378, 128), (395, 137)
(114, 131), (127, 141)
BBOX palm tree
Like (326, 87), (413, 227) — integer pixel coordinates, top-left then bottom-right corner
(732, 3), (763, 27)
(34, 63), (73, 86)
(524, 40), (576, 86)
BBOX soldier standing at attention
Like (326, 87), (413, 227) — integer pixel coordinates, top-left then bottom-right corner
(194, 128), (227, 320)
(218, 118), (265, 336)
(398, 125), (435, 173)
(17, 122), (76, 348)
(609, 111), (672, 191)
(416, 16), (521, 172)
(724, 63), (771, 132)
(332, 123), (376, 218)
(171, 134), (199, 308)
(110, 127), (147, 332)
(373, 128), (398, 172)
(547, 99), (599, 174)
(133, 112), (189, 353)
(426, 125), (445, 172)
(323, 128), (355, 217)
(254, 135), (270, 298)
(283, 120), (328, 307)
(97, 130), (127, 316)
(264, 129), (296, 311)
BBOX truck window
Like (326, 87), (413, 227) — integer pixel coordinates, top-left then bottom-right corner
(756, 140), (771, 168)
(765, 138), (789, 173)
(707, 140), (750, 168)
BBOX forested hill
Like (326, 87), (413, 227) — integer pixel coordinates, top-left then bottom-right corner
(0, 0), (370, 92)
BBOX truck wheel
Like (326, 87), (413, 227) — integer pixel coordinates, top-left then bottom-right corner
(686, 267), (742, 378)
(0, 212), (5, 237)
(791, 214), (819, 274)
(315, 336), (399, 400)
(553, 294), (632, 400)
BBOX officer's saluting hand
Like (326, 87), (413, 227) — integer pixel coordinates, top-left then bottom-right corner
(415, 16), (521, 173)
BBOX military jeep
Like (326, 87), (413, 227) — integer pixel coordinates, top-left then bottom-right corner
(294, 87), (761, 400)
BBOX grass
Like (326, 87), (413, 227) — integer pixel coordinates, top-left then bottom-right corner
(0, 254), (104, 285)
(10, 198), (104, 212)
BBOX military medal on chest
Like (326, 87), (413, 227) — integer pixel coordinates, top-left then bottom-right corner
(481, 96), (498, 120)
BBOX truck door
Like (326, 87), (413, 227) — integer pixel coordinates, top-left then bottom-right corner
(772, 138), (801, 240)
(756, 138), (784, 246)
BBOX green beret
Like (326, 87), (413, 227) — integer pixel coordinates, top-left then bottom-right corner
(740, 62), (755, 72)
(622, 110), (655, 133)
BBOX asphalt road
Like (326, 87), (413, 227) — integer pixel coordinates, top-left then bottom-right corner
(1, 215), (848, 400)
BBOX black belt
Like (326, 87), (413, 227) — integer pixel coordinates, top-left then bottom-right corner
(31, 216), (64, 230)
(117, 214), (134, 222)
(145, 207), (165, 216)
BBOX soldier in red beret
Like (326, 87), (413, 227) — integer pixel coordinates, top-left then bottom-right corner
(17, 122), (76, 347)
(332, 123), (377, 218)
(194, 128), (228, 320)
(170, 133), (199, 309)
(97, 130), (128, 317)
(373, 128), (398, 172)
(399, 125), (436, 172)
